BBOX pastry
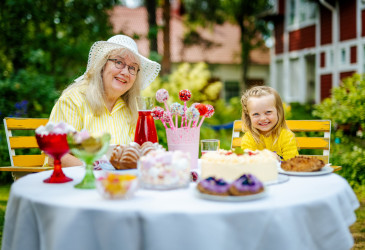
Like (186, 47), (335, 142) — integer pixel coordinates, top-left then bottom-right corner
(197, 177), (230, 196)
(281, 156), (325, 172)
(229, 174), (264, 196)
(110, 142), (164, 170)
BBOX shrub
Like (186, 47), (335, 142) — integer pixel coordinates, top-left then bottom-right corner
(0, 70), (59, 182)
(313, 73), (365, 132)
(314, 73), (365, 187)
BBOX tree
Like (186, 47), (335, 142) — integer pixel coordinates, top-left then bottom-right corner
(0, 0), (115, 88)
(182, 0), (271, 90)
(145, 0), (158, 53)
(161, 0), (172, 75)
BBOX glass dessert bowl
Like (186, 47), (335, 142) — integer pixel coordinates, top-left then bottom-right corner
(96, 172), (138, 199)
(67, 130), (111, 189)
(35, 121), (75, 183)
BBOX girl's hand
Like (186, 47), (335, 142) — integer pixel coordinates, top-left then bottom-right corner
(272, 151), (282, 162)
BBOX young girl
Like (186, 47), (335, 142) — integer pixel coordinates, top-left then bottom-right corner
(240, 86), (298, 161)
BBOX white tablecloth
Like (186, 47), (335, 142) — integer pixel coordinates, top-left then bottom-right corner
(1, 167), (360, 250)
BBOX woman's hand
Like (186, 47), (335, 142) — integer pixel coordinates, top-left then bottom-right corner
(48, 153), (83, 167)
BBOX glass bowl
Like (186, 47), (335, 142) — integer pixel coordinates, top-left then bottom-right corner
(138, 150), (191, 190)
(96, 172), (138, 199)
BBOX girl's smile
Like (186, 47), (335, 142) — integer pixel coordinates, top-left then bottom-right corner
(247, 94), (278, 136)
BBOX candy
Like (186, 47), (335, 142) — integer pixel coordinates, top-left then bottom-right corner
(191, 171), (199, 182)
(186, 107), (200, 121)
(152, 106), (164, 120)
(195, 104), (208, 116)
(156, 89), (175, 129)
(179, 89), (191, 101)
(35, 121), (75, 136)
(153, 89), (215, 130)
(197, 104), (215, 128)
(156, 89), (169, 102)
(96, 173), (137, 199)
(162, 111), (172, 123)
(205, 104), (215, 118)
(170, 102), (182, 115)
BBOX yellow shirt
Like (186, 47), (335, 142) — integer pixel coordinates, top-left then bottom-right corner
(241, 128), (298, 161)
(49, 85), (135, 145)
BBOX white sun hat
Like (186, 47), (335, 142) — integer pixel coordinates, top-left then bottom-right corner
(76, 35), (161, 89)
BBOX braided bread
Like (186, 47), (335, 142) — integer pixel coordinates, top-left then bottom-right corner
(281, 156), (325, 172)
(110, 142), (164, 170)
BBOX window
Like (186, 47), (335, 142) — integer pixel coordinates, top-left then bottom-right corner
(287, 0), (318, 28)
(289, 58), (300, 99)
(224, 81), (240, 102)
(341, 48), (347, 65)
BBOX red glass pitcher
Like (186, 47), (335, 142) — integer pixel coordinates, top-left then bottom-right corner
(134, 96), (158, 145)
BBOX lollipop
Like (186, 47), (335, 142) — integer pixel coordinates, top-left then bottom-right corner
(156, 89), (169, 102)
(152, 107), (164, 120)
(179, 89), (192, 127)
(152, 107), (167, 129)
(170, 102), (182, 128)
(191, 103), (200, 108)
(186, 107), (200, 128)
(193, 104), (207, 128)
(162, 111), (173, 128)
(198, 104), (215, 128)
(179, 89), (192, 101)
(205, 104), (215, 118)
(156, 89), (175, 129)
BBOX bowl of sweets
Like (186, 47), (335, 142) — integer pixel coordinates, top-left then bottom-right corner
(96, 172), (138, 199)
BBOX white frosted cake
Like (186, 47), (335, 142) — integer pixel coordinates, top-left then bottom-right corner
(200, 149), (279, 182)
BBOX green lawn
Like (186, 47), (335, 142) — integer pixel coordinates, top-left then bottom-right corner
(0, 184), (11, 249)
(351, 186), (365, 249)
(0, 183), (364, 248)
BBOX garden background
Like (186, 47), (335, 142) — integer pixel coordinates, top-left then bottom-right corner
(0, 0), (364, 248)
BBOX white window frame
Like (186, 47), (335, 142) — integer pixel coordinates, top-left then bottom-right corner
(286, 0), (318, 31)
(361, 0), (365, 9)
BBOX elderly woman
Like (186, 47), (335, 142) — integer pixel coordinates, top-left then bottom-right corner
(49, 35), (161, 166)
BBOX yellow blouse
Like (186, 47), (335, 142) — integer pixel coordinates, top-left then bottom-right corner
(241, 128), (298, 161)
(49, 85), (135, 145)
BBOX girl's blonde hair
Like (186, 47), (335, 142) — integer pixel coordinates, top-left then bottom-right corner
(63, 48), (141, 127)
(241, 86), (288, 145)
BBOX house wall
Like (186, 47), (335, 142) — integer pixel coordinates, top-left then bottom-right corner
(339, 0), (357, 41)
(271, 0), (365, 104)
(289, 25), (316, 51)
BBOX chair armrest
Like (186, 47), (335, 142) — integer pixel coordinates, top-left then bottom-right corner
(0, 166), (53, 172)
(330, 165), (342, 172)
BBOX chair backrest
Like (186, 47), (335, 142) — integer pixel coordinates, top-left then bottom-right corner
(4, 117), (49, 168)
(231, 120), (331, 164)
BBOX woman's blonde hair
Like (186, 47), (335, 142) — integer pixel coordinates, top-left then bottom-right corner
(241, 86), (288, 145)
(63, 48), (141, 127)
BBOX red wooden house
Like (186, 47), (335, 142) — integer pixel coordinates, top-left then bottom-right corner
(268, 0), (362, 103)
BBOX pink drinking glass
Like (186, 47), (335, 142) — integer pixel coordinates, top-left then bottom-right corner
(35, 133), (73, 183)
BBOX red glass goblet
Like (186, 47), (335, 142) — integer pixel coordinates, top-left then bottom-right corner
(35, 133), (73, 183)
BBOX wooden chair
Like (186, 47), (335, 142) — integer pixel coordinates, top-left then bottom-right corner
(231, 120), (341, 171)
(0, 117), (53, 175)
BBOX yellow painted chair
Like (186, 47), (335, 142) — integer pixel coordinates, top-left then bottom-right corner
(231, 120), (341, 171)
(0, 117), (53, 179)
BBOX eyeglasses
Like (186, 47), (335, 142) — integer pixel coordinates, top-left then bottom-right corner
(107, 59), (140, 75)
